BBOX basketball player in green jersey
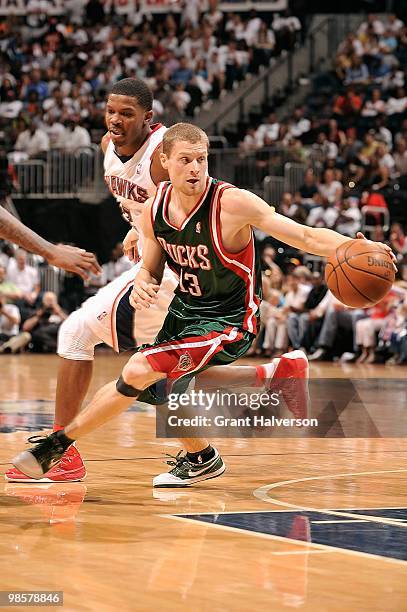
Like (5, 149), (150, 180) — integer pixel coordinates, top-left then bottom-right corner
(12, 123), (396, 486)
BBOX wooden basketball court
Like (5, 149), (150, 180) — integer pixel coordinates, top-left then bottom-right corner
(0, 353), (406, 611)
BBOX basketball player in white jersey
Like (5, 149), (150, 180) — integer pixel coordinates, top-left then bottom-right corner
(6, 80), (305, 487)
(5, 78), (176, 484)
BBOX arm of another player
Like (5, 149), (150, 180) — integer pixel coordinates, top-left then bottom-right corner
(0, 207), (101, 279)
(129, 198), (166, 311)
(229, 189), (395, 260)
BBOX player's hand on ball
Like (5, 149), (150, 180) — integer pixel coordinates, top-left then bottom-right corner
(356, 232), (397, 271)
(123, 228), (140, 263)
(130, 280), (160, 310)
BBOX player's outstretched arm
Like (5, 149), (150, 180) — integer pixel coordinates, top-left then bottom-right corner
(130, 198), (166, 311)
(0, 207), (101, 279)
(234, 189), (394, 260)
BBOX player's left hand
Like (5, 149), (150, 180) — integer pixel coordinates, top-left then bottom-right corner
(48, 245), (102, 280)
(130, 280), (160, 310)
(356, 232), (398, 272)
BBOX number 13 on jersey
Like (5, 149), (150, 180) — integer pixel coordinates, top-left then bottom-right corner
(179, 269), (202, 297)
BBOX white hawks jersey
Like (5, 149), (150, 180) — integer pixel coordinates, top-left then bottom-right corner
(104, 123), (167, 233)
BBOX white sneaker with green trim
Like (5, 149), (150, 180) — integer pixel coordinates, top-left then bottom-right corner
(153, 448), (226, 488)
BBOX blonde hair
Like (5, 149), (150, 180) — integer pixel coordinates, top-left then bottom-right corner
(162, 122), (209, 156)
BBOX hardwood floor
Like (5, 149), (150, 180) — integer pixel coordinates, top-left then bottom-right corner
(0, 353), (406, 611)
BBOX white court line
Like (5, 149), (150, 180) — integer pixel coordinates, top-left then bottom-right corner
(161, 514), (407, 566)
(253, 468), (407, 529)
(171, 505), (407, 516)
(162, 513), (327, 550)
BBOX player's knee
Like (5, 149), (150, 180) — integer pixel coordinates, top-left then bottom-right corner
(121, 353), (152, 389)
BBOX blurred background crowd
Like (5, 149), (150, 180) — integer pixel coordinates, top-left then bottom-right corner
(0, 0), (302, 155)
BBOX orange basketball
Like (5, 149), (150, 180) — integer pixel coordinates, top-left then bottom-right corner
(325, 239), (395, 308)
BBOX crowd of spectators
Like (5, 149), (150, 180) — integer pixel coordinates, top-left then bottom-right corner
(0, 0), (302, 158)
(238, 12), (407, 273)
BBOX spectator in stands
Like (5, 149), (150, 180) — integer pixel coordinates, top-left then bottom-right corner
(385, 86), (407, 116)
(25, 68), (49, 102)
(279, 191), (304, 221)
(259, 288), (286, 356)
(355, 292), (397, 363)
(333, 86), (363, 123)
(101, 243), (132, 284)
(267, 269), (310, 351)
(7, 249), (40, 315)
(344, 54), (370, 86)
(0, 294), (30, 354)
(389, 222), (407, 257)
(374, 114), (393, 148)
(251, 21), (276, 72)
(261, 244), (283, 290)
(394, 138), (407, 176)
(255, 112), (280, 145)
(272, 10), (301, 52)
(245, 9), (262, 47)
(58, 117), (91, 152)
(309, 298), (366, 362)
(0, 264), (22, 302)
(23, 291), (67, 353)
(361, 88), (386, 118)
(296, 168), (319, 210)
(358, 130), (380, 165)
(43, 113), (66, 149)
(358, 14), (385, 37)
(318, 168), (343, 206)
(288, 106), (311, 139)
(14, 118), (50, 160)
(362, 154), (390, 191)
(376, 143), (396, 175)
(334, 197), (362, 236)
(204, 3), (224, 33)
(0, 89), (23, 120)
(286, 271), (328, 350)
(239, 127), (260, 155)
(85, 0), (105, 26)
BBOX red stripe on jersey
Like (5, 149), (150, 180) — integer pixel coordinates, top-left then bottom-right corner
(209, 183), (259, 335)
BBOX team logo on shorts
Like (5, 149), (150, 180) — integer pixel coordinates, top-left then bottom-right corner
(195, 221), (201, 234)
(136, 163), (142, 175)
(174, 352), (194, 372)
(97, 311), (108, 321)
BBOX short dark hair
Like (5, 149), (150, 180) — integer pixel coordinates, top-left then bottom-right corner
(109, 78), (153, 111)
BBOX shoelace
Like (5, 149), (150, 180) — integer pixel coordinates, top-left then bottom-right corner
(164, 451), (191, 468)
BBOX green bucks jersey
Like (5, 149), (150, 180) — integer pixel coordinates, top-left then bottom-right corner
(151, 177), (262, 334)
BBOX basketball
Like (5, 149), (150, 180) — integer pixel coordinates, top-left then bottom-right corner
(325, 239), (395, 308)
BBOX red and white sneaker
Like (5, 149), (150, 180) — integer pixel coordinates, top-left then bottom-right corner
(5, 445), (86, 483)
(258, 350), (309, 420)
